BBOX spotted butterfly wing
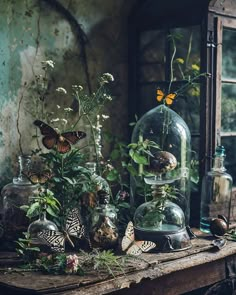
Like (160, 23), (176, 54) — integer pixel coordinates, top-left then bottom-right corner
(121, 222), (156, 256)
(37, 230), (65, 253)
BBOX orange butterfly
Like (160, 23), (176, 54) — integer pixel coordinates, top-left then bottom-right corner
(121, 222), (156, 256)
(156, 89), (177, 105)
(34, 120), (86, 154)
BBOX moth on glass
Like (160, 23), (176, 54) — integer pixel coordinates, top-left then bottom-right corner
(121, 221), (156, 256)
(34, 120), (86, 154)
(23, 169), (52, 185)
(37, 208), (85, 252)
(156, 89), (177, 105)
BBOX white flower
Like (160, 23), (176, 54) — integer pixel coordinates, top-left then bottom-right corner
(41, 60), (55, 68)
(64, 107), (73, 112)
(56, 87), (67, 94)
(102, 73), (114, 82)
(61, 119), (68, 125)
(56, 105), (61, 109)
(72, 85), (83, 91)
(50, 118), (60, 122)
(101, 114), (109, 119)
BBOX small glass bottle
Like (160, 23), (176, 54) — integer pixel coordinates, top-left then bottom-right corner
(200, 146), (233, 233)
(90, 190), (118, 249)
(85, 162), (110, 194)
(0, 155), (38, 250)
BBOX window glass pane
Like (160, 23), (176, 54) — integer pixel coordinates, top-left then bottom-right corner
(221, 83), (236, 132)
(172, 83), (200, 134)
(221, 137), (236, 186)
(140, 64), (165, 82)
(171, 26), (200, 81)
(222, 28), (236, 79)
(139, 30), (165, 80)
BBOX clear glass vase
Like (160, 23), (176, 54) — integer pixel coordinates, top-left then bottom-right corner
(0, 155), (38, 250)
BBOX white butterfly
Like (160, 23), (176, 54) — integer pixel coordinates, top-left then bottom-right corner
(37, 208), (85, 253)
(121, 221), (156, 256)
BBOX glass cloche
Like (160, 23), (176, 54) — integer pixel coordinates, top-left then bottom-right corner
(131, 104), (191, 225)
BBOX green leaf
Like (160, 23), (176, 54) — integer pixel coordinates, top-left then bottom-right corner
(46, 207), (58, 217)
(26, 202), (40, 218)
(20, 205), (29, 212)
(132, 152), (148, 165)
(106, 169), (119, 182)
(127, 164), (138, 176)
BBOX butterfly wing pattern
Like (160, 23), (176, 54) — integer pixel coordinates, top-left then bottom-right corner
(156, 89), (177, 106)
(66, 208), (85, 239)
(33, 120), (86, 154)
(37, 230), (65, 253)
(24, 169), (52, 185)
(37, 208), (85, 253)
(121, 222), (156, 256)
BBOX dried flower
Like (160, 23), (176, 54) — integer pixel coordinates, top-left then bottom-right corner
(65, 254), (80, 274)
(56, 87), (67, 94)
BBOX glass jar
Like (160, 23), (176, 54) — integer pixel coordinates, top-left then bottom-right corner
(200, 146), (233, 233)
(90, 191), (118, 249)
(28, 211), (58, 245)
(131, 104), (191, 225)
(0, 155), (38, 250)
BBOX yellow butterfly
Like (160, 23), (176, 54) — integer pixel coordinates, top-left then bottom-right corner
(156, 89), (177, 105)
(121, 222), (156, 256)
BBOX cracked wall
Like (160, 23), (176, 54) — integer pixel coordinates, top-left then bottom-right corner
(0, 0), (135, 187)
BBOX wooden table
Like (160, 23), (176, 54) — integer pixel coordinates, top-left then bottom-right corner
(0, 229), (236, 295)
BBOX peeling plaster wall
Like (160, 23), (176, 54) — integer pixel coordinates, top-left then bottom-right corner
(0, 0), (135, 187)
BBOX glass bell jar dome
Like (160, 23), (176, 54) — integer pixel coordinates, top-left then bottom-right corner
(131, 104), (191, 225)
(131, 105), (193, 251)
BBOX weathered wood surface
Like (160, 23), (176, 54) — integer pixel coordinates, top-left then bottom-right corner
(0, 230), (235, 295)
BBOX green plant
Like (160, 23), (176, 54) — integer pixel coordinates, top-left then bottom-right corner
(20, 189), (61, 219)
(15, 232), (40, 263)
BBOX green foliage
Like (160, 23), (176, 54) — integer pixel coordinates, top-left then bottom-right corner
(40, 149), (95, 212)
(127, 139), (160, 176)
(79, 249), (125, 277)
(15, 232), (40, 263)
(20, 189), (61, 219)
